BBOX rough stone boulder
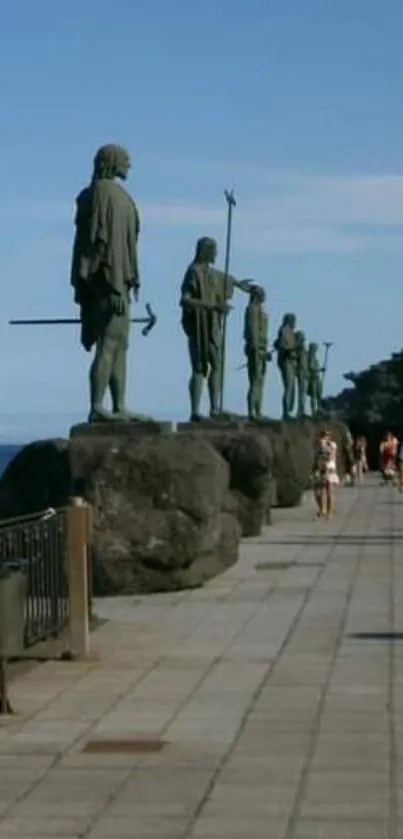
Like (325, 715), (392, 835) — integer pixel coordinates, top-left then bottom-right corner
(251, 417), (349, 508)
(237, 419), (311, 509)
(177, 425), (273, 536)
(0, 439), (71, 518)
(0, 431), (240, 595)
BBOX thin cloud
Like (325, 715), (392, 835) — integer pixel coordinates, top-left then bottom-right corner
(2, 170), (403, 253)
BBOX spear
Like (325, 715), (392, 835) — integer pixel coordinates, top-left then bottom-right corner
(219, 189), (236, 414)
(9, 303), (157, 337)
(320, 341), (334, 398)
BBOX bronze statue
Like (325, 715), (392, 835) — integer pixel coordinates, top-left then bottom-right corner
(307, 342), (322, 415)
(243, 285), (269, 420)
(274, 313), (297, 420)
(180, 236), (255, 420)
(295, 330), (308, 417)
(70, 144), (141, 422)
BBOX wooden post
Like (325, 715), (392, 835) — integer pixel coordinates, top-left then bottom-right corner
(67, 499), (91, 657)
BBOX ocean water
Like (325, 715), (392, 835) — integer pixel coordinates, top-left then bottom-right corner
(0, 444), (21, 477)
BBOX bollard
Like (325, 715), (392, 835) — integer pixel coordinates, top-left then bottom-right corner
(0, 564), (27, 714)
(67, 503), (91, 658)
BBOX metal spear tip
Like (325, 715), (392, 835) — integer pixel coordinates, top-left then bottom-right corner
(224, 188), (236, 207)
(141, 302), (157, 337)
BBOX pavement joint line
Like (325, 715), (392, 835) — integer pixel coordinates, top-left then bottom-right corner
(181, 483), (363, 838)
(83, 566), (312, 837)
(388, 484), (398, 839)
(284, 484), (378, 839)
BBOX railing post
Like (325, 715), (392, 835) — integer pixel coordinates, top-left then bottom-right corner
(67, 499), (91, 658)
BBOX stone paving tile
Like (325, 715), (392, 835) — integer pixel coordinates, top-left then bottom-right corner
(189, 817), (287, 837)
(88, 817), (189, 837)
(200, 783), (296, 820)
(292, 821), (389, 839)
(0, 816), (91, 835)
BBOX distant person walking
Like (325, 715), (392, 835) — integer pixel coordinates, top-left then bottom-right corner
(398, 438), (403, 492)
(353, 435), (368, 483)
(342, 428), (355, 486)
(312, 430), (340, 519)
(379, 431), (398, 485)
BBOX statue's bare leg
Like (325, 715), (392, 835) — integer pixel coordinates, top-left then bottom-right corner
(208, 370), (220, 417)
(109, 341), (125, 414)
(189, 373), (204, 421)
(88, 338), (115, 422)
(208, 345), (221, 418)
(281, 374), (289, 420)
(247, 356), (256, 419)
(298, 384), (306, 417)
(247, 386), (253, 419)
(255, 370), (264, 418)
(188, 338), (205, 421)
(105, 307), (140, 421)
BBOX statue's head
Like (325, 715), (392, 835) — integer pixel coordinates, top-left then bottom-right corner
(283, 312), (296, 329)
(309, 342), (318, 355)
(250, 284), (265, 304)
(194, 237), (217, 264)
(93, 144), (131, 181)
(295, 330), (305, 347)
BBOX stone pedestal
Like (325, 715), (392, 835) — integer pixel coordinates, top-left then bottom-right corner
(178, 419), (273, 537)
(70, 421), (173, 439)
(177, 419), (245, 433)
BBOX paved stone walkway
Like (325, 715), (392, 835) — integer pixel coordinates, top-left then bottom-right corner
(0, 480), (402, 838)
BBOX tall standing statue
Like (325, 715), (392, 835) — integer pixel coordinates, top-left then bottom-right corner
(274, 313), (297, 420)
(180, 236), (255, 421)
(70, 144), (140, 422)
(307, 342), (323, 415)
(295, 330), (308, 417)
(243, 286), (269, 420)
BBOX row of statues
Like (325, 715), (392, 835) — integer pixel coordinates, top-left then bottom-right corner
(275, 315), (323, 420)
(66, 143), (325, 423)
(180, 240), (323, 421)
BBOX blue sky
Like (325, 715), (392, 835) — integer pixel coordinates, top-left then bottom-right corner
(1, 0), (403, 440)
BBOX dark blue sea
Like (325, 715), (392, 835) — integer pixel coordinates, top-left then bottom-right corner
(0, 445), (21, 477)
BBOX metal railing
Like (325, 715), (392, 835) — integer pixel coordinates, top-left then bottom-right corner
(0, 508), (69, 647)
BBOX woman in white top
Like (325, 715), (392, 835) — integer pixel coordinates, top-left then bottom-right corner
(313, 430), (340, 519)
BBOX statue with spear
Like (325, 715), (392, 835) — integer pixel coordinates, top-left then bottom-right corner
(180, 190), (260, 421)
(9, 144), (158, 423)
(307, 340), (333, 414)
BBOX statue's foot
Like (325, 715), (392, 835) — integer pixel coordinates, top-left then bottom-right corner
(112, 409), (150, 422)
(209, 411), (226, 423)
(190, 413), (203, 422)
(88, 407), (115, 423)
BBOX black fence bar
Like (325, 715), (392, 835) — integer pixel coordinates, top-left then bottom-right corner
(0, 509), (69, 647)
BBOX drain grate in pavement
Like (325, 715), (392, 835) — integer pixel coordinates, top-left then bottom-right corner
(82, 738), (167, 754)
(255, 561), (296, 570)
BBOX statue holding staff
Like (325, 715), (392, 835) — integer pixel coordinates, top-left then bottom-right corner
(180, 236), (256, 421)
(274, 313), (297, 419)
(307, 342), (323, 415)
(295, 330), (308, 417)
(243, 285), (269, 420)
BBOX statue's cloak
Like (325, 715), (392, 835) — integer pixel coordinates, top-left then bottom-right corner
(70, 178), (140, 350)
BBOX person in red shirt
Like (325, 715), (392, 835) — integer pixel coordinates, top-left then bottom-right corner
(379, 431), (398, 484)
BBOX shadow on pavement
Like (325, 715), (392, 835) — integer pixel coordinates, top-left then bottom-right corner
(349, 632), (403, 642)
(256, 535), (401, 546)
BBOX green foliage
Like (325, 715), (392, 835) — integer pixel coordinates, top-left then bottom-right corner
(324, 350), (403, 426)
